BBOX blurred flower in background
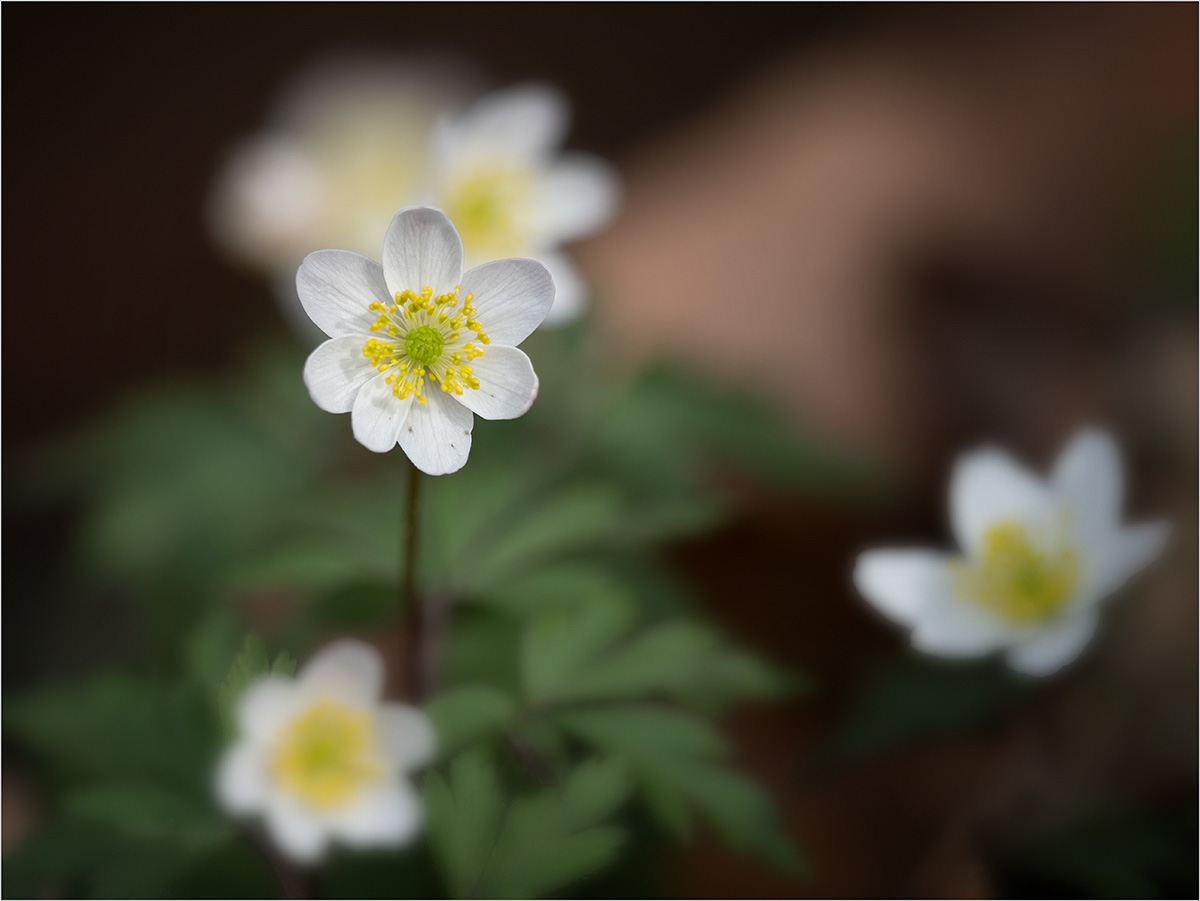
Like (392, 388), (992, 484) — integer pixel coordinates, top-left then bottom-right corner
(855, 429), (1169, 675)
(217, 640), (434, 863)
(430, 83), (619, 324)
(209, 58), (618, 331)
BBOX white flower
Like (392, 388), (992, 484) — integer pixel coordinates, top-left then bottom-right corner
(216, 640), (435, 864)
(430, 83), (620, 326)
(854, 429), (1169, 676)
(299, 206), (553, 475)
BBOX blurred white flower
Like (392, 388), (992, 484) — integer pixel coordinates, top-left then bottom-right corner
(210, 57), (472, 268)
(300, 206), (553, 475)
(216, 639), (434, 864)
(854, 429), (1168, 676)
(430, 83), (620, 325)
(209, 60), (616, 331)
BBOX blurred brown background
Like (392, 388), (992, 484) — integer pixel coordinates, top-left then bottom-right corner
(5, 4), (1196, 897)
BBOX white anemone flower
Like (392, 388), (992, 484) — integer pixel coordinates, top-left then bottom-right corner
(299, 206), (554, 475)
(854, 429), (1169, 676)
(216, 640), (435, 864)
(430, 83), (620, 326)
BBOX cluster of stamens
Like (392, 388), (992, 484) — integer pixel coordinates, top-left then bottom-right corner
(271, 700), (383, 810)
(951, 519), (1079, 624)
(361, 285), (490, 405)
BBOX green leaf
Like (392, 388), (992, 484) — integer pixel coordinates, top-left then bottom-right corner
(425, 751), (631, 899)
(270, 649), (297, 677)
(557, 705), (803, 874)
(423, 749), (505, 898)
(555, 621), (720, 704)
(821, 655), (1030, 768)
(673, 645), (805, 713)
(424, 686), (518, 760)
(677, 763), (808, 876)
(559, 758), (632, 829)
(557, 705), (728, 765)
(5, 677), (215, 790)
(465, 484), (627, 590)
(520, 593), (636, 704)
(481, 564), (629, 616)
(62, 782), (231, 849)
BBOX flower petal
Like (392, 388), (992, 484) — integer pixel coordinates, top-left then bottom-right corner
(352, 373), (414, 453)
(949, 446), (1049, 557)
(442, 82), (569, 163)
(538, 252), (587, 327)
(855, 548), (1013, 658)
(533, 152), (621, 243)
(397, 389), (474, 476)
(299, 639), (385, 706)
(909, 600), (1014, 658)
(460, 258), (555, 346)
(382, 207), (463, 298)
(1006, 611), (1099, 676)
(1088, 520), (1170, 601)
(327, 779), (422, 849)
(376, 704), (436, 772)
(1052, 428), (1123, 545)
(304, 336), (377, 413)
(264, 794), (330, 864)
(297, 250), (388, 338)
(238, 677), (300, 742)
(452, 346), (538, 421)
(853, 549), (950, 626)
(215, 743), (269, 814)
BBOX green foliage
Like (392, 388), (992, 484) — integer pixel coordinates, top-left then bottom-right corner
(10, 329), (829, 897)
(821, 654), (1031, 768)
(424, 750), (631, 898)
(555, 705), (804, 873)
(424, 686), (518, 760)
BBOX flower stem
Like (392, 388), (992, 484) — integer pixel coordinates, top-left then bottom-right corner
(402, 460), (423, 701)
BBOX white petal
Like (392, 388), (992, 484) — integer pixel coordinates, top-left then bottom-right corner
(459, 258), (555, 346)
(327, 780), (422, 849)
(1006, 612), (1099, 676)
(304, 336), (377, 413)
(352, 373), (415, 453)
(909, 600), (1014, 658)
(1089, 521), (1170, 600)
(855, 548), (1013, 658)
(853, 549), (950, 626)
(237, 677), (300, 741)
(533, 153), (621, 243)
(299, 639), (385, 706)
(215, 743), (269, 814)
(382, 207), (463, 298)
(376, 704), (436, 772)
(538, 252), (587, 327)
(397, 389), (474, 476)
(264, 794), (330, 864)
(949, 446), (1049, 557)
(452, 346), (539, 421)
(443, 82), (568, 163)
(1052, 428), (1124, 545)
(297, 250), (388, 339)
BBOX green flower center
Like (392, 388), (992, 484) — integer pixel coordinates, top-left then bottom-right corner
(404, 325), (444, 366)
